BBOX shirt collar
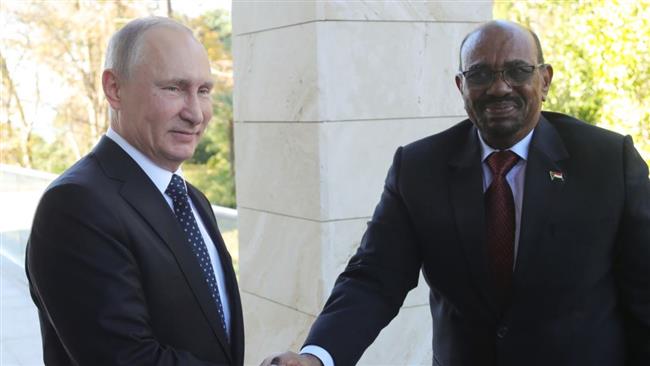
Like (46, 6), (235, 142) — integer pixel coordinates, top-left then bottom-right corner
(477, 127), (534, 162)
(105, 127), (184, 195)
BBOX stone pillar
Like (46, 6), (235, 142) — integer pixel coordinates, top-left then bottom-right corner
(232, 1), (492, 364)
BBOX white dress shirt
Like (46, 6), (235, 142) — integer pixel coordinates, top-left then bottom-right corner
(301, 128), (535, 366)
(105, 128), (231, 335)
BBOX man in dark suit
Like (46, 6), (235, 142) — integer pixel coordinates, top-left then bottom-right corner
(262, 20), (649, 366)
(26, 17), (244, 365)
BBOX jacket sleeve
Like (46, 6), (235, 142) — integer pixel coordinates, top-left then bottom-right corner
(615, 136), (650, 366)
(26, 183), (218, 366)
(303, 147), (423, 365)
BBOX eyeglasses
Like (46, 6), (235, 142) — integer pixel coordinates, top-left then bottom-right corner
(459, 64), (547, 88)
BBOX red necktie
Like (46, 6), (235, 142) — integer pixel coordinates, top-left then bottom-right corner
(485, 151), (519, 301)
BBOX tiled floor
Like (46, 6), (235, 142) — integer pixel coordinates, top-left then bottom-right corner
(0, 255), (43, 366)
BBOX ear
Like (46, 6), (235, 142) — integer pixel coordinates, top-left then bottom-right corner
(102, 69), (122, 111)
(540, 64), (553, 100)
(455, 73), (463, 93)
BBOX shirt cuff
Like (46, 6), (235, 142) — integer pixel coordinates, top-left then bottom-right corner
(300, 345), (334, 366)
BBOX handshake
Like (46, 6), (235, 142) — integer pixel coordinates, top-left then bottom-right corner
(259, 352), (323, 366)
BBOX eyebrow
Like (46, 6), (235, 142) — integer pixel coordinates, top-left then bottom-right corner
(466, 59), (534, 71)
(503, 59), (534, 67)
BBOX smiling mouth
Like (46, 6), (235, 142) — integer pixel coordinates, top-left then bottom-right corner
(171, 130), (198, 136)
(484, 101), (519, 116)
(170, 131), (199, 142)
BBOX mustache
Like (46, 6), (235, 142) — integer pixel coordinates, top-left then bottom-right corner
(477, 96), (523, 110)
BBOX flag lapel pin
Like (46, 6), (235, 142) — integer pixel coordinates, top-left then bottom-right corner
(549, 170), (564, 182)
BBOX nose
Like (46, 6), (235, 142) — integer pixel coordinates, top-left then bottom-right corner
(485, 71), (513, 96)
(180, 93), (203, 125)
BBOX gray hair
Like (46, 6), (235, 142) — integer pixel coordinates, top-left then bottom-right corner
(104, 16), (193, 78)
(104, 17), (194, 124)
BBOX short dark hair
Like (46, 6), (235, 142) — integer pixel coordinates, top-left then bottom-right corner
(458, 23), (545, 71)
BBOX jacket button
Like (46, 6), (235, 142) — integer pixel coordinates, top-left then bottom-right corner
(497, 326), (508, 339)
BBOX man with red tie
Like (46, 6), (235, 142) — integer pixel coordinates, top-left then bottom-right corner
(262, 20), (650, 366)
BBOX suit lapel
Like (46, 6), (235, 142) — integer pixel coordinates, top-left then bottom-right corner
(92, 137), (233, 361)
(514, 116), (569, 286)
(448, 126), (499, 315)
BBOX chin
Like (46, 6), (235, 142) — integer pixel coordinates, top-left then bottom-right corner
(166, 149), (196, 164)
(482, 120), (522, 138)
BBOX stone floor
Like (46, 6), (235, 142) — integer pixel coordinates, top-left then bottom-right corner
(0, 255), (43, 366)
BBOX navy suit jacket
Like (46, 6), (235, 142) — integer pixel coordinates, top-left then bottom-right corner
(304, 112), (650, 365)
(26, 137), (244, 365)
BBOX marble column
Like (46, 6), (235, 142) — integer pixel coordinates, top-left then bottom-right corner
(232, 1), (492, 364)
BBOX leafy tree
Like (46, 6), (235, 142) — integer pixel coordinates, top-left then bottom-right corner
(2, 2), (237, 206)
(1, 0), (144, 167)
(494, 0), (650, 164)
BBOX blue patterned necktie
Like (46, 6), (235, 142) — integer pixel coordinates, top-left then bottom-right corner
(165, 174), (228, 339)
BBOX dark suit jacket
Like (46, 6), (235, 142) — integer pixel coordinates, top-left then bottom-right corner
(26, 137), (244, 366)
(304, 112), (650, 366)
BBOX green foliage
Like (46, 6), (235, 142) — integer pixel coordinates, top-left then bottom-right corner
(185, 110), (236, 208)
(1, 121), (74, 173)
(183, 161), (236, 209)
(28, 134), (77, 174)
(181, 9), (236, 207)
(198, 8), (232, 52)
(494, 0), (650, 164)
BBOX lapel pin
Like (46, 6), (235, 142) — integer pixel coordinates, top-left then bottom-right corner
(549, 170), (564, 182)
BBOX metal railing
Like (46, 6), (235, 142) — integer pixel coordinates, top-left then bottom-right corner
(0, 164), (238, 268)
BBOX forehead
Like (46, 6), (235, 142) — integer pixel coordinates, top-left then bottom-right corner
(136, 26), (211, 81)
(461, 25), (537, 69)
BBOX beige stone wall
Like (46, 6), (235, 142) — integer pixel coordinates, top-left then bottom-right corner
(233, 1), (492, 364)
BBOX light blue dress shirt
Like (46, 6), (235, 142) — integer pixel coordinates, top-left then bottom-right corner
(477, 128), (533, 268)
(301, 128), (535, 366)
(105, 128), (231, 336)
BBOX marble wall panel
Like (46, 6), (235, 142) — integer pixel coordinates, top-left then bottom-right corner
(239, 207), (429, 317)
(322, 1), (492, 24)
(317, 216), (368, 296)
(234, 122), (322, 220)
(235, 117), (462, 221)
(317, 21), (472, 121)
(319, 116), (462, 220)
(241, 291), (315, 364)
(233, 0), (316, 36)
(238, 208), (325, 316)
(233, 22), (320, 123)
(234, 21), (473, 122)
(320, 217), (430, 308)
(233, 0), (491, 36)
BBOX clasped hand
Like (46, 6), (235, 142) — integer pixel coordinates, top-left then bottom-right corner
(259, 351), (322, 366)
